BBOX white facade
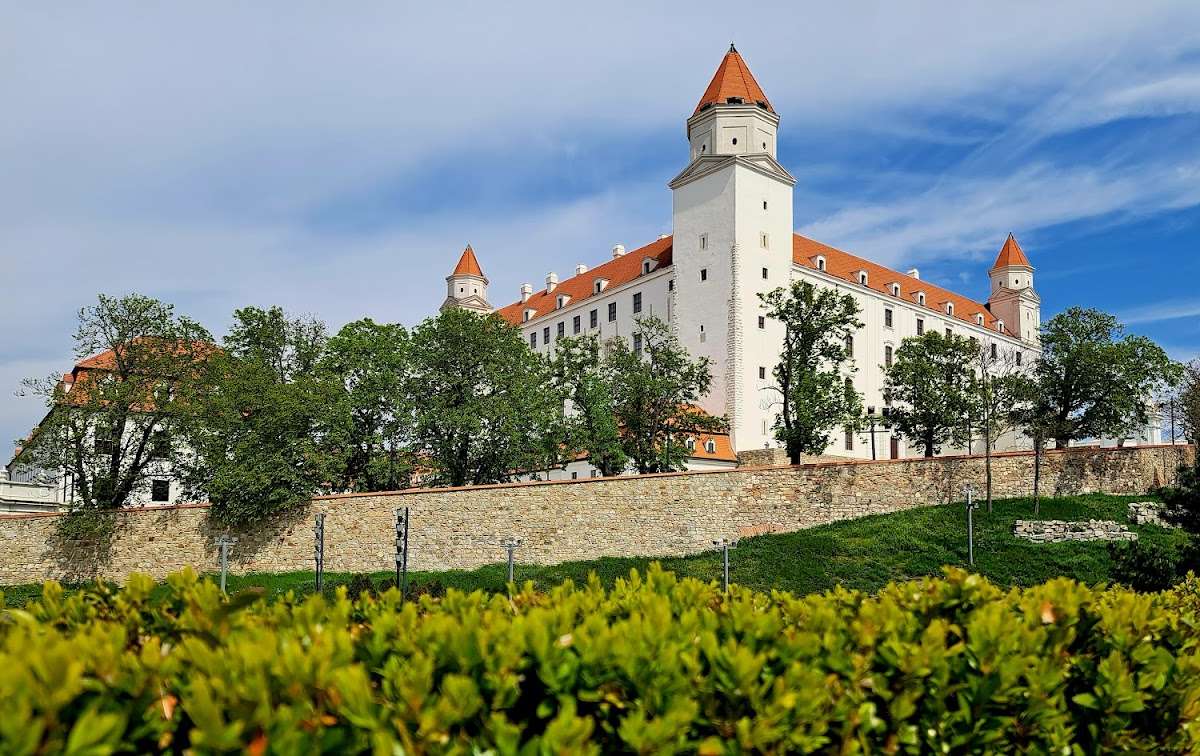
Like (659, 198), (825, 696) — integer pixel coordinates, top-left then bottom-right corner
(447, 48), (1047, 462)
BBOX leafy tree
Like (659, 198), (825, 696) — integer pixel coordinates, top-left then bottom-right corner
(183, 306), (343, 527)
(884, 331), (980, 458)
(608, 317), (724, 473)
(759, 280), (863, 463)
(550, 334), (627, 477)
(321, 319), (413, 492)
(17, 294), (212, 514)
(973, 343), (1034, 512)
(1034, 307), (1179, 449)
(406, 308), (562, 487)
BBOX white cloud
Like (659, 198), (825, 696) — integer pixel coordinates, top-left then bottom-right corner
(1119, 300), (1200, 326)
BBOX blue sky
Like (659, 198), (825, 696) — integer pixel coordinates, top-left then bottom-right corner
(2, 2), (1199, 453)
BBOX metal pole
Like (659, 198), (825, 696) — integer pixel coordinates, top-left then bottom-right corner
(870, 417), (877, 460)
(966, 487), (975, 566)
(215, 535), (236, 594)
(401, 507), (410, 600)
(314, 513), (325, 593)
(713, 538), (738, 592)
(502, 538), (521, 584)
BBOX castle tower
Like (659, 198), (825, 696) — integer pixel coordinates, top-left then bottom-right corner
(986, 234), (1040, 344)
(441, 244), (492, 314)
(669, 45), (796, 452)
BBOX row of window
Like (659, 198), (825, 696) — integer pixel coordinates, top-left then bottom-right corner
(529, 300), (622, 348)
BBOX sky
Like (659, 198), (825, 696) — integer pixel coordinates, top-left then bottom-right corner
(2, 2), (1200, 454)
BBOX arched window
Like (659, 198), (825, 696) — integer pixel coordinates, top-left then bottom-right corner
(704, 439), (716, 454)
(816, 256), (826, 272)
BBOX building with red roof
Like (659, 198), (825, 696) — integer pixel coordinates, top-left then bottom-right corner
(445, 46), (1045, 464)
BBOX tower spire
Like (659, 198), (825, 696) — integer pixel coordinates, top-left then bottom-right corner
(442, 244), (491, 313)
(694, 45), (774, 115)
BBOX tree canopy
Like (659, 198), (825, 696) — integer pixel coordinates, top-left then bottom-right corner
(884, 331), (979, 457)
(759, 280), (863, 462)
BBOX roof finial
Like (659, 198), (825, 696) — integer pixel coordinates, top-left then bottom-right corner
(729, 42), (737, 53)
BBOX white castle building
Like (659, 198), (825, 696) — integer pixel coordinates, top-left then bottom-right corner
(441, 45), (1044, 467)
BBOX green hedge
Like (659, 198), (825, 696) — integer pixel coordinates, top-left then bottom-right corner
(3, 567), (1200, 754)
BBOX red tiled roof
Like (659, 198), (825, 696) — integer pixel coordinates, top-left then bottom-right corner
(792, 234), (1002, 330)
(991, 233), (1032, 270)
(495, 236), (673, 326)
(452, 244), (485, 277)
(694, 45), (775, 115)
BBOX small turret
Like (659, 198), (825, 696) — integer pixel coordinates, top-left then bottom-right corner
(441, 244), (492, 314)
(987, 233), (1039, 343)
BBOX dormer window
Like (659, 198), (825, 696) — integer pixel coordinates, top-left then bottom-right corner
(594, 278), (609, 294)
(704, 439), (716, 454)
(975, 313), (984, 326)
(815, 256), (826, 272)
(890, 283), (900, 297)
(997, 320), (1006, 334)
(945, 302), (955, 316)
(556, 294), (570, 309)
(686, 437), (696, 451)
(917, 292), (926, 306)
(523, 309), (536, 322)
(642, 259), (654, 275)
(857, 271), (868, 286)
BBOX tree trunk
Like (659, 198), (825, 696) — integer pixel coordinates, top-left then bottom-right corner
(787, 438), (802, 465)
(984, 412), (993, 514)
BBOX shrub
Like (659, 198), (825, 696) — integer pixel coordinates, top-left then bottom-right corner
(1108, 540), (1179, 591)
(2, 566), (1200, 753)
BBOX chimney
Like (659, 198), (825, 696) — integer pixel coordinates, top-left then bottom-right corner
(520, 283), (533, 302)
(658, 233), (669, 240)
(546, 272), (558, 292)
(906, 268), (920, 279)
(575, 263), (588, 276)
(612, 244), (626, 258)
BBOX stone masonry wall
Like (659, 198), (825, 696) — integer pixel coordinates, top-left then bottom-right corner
(0, 444), (1190, 584)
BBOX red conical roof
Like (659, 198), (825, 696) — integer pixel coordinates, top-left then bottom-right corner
(694, 44), (774, 115)
(452, 244), (484, 277)
(991, 233), (1032, 270)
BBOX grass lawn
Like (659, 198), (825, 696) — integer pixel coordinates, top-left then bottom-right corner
(2, 493), (1188, 606)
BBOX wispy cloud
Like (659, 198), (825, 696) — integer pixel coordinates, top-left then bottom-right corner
(1120, 300), (1200, 326)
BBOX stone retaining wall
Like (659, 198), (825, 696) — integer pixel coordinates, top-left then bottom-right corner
(1013, 519), (1137, 543)
(1128, 501), (1177, 528)
(0, 444), (1189, 583)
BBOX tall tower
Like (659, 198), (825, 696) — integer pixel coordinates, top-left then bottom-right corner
(441, 244), (492, 314)
(669, 45), (796, 452)
(986, 234), (1040, 344)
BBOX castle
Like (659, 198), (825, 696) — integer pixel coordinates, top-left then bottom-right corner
(439, 45), (1042, 467)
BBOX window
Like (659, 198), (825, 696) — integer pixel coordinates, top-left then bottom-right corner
(686, 437), (696, 451)
(890, 283), (900, 296)
(946, 302), (955, 316)
(530, 332), (537, 348)
(990, 342), (998, 359)
(633, 333), (643, 355)
(571, 471), (578, 480)
(845, 334), (853, 354)
(590, 309), (598, 328)
(997, 321), (1005, 334)
(642, 260), (652, 275)
(762, 200), (768, 210)
(556, 294), (567, 309)
(668, 279), (674, 292)
(858, 271), (868, 285)
(844, 427), (854, 451)
(884, 308), (893, 328)
(816, 256), (826, 271)
(632, 292), (642, 314)
(151, 479), (169, 503)
(523, 310), (533, 322)
(573, 315), (581, 334)
(705, 439), (716, 454)
(590, 470), (599, 478)
(884, 345), (893, 367)
(916, 318), (924, 335)
(94, 429), (114, 456)
(150, 431), (169, 459)
(762, 267), (768, 280)
(945, 327), (952, 338)
(759, 366), (766, 379)
(607, 302), (617, 322)
(459, 287), (464, 293)
(976, 314), (985, 326)
(543, 326), (550, 344)
(1016, 352), (1023, 366)
(758, 316), (766, 329)
(917, 293), (926, 306)
(699, 324), (706, 343)
(700, 268), (708, 282)
(699, 234), (708, 250)
(594, 281), (603, 294)
(557, 322), (565, 338)
(760, 232), (769, 249)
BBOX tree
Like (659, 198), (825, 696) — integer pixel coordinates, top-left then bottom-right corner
(759, 280), (863, 463)
(884, 331), (979, 458)
(973, 343), (1034, 512)
(1034, 307), (1179, 449)
(17, 294), (212, 514)
(550, 334), (627, 477)
(406, 308), (562, 487)
(608, 317), (725, 473)
(321, 319), (413, 492)
(183, 306), (343, 527)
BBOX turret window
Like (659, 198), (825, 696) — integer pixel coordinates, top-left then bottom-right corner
(701, 268), (708, 281)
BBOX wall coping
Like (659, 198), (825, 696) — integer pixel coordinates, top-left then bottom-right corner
(0, 443), (1187, 522)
